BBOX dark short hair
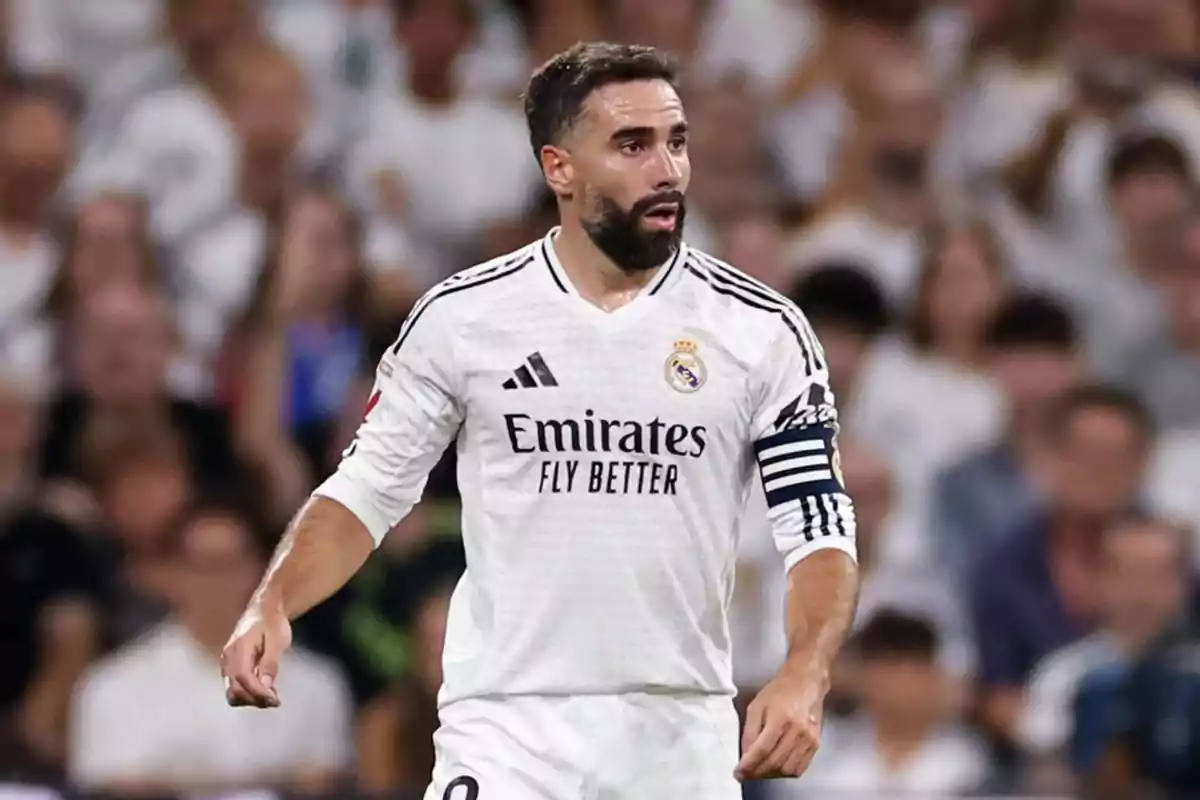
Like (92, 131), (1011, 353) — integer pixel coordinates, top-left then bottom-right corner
(855, 609), (939, 662)
(1046, 383), (1155, 446)
(815, 0), (924, 29)
(787, 262), (890, 339)
(160, 496), (274, 563)
(986, 292), (1078, 351)
(1107, 132), (1192, 188)
(391, 0), (474, 22)
(522, 41), (679, 157)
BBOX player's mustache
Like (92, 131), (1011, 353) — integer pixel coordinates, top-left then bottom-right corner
(630, 191), (685, 217)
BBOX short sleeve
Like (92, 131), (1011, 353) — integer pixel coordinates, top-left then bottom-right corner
(749, 312), (856, 572)
(314, 293), (464, 545)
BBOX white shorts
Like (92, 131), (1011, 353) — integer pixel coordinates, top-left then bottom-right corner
(422, 693), (742, 800)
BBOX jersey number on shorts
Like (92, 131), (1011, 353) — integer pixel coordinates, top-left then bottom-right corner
(443, 776), (479, 800)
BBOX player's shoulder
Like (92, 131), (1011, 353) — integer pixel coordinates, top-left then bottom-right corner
(413, 241), (541, 321)
(679, 244), (809, 327)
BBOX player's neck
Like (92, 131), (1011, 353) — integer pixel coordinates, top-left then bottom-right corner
(552, 222), (662, 311)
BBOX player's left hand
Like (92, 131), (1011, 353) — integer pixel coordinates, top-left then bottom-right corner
(735, 660), (825, 781)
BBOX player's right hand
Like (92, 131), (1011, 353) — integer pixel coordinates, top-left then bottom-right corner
(220, 605), (292, 708)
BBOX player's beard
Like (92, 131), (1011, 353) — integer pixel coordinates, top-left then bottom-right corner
(581, 190), (686, 274)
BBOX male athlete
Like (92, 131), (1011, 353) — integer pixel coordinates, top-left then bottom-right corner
(222, 42), (859, 799)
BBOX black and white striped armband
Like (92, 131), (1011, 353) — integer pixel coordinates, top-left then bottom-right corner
(753, 424), (846, 509)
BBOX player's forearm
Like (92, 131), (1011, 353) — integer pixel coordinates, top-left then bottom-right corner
(780, 549), (859, 687)
(250, 496), (375, 620)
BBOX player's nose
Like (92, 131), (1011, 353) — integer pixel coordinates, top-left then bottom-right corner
(647, 148), (683, 188)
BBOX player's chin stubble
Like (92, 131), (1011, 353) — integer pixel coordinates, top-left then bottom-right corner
(582, 191), (686, 274)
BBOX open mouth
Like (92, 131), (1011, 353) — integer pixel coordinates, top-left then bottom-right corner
(643, 204), (679, 230)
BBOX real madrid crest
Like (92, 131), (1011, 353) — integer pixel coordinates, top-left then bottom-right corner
(665, 339), (707, 393)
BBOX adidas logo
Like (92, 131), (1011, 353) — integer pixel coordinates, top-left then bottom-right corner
(503, 352), (559, 390)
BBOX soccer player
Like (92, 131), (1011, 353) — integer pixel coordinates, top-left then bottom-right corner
(222, 42), (859, 799)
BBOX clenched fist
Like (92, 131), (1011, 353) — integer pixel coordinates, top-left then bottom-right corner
(735, 661), (826, 781)
(221, 606), (292, 708)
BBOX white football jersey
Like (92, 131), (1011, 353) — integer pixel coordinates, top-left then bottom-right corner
(316, 229), (857, 704)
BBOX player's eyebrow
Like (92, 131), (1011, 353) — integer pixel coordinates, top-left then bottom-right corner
(609, 122), (689, 143)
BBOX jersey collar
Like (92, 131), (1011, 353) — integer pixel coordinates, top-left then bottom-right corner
(539, 226), (687, 300)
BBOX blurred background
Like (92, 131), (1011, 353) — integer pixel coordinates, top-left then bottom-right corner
(3, 0), (1200, 798)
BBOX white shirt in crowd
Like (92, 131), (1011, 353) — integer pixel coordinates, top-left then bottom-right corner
(68, 622), (352, 790)
(1017, 633), (1123, 757)
(732, 484), (974, 691)
(695, 0), (818, 96)
(346, 91), (542, 284)
(774, 716), (990, 798)
(1147, 430), (1200, 563)
(992, 77), (1200, 266)
(170, 207), (269, 396)
(9, 0), (162, 98)
(72, 85), (237, 250)
(786, 210), (924, 307)
(0, 232), (59, 390)
(315, 233), (857, 704)
(847, 338), (1003, 567)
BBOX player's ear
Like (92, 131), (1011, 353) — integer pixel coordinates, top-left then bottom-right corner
(540, 145), (574, 198)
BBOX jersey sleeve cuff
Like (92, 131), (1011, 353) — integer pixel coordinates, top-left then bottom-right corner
(313, 472), (393, 548)
(781, 536), (858, 574)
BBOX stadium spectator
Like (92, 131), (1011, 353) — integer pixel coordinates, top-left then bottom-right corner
(37, 284), (244, 495)
(68, 501), (352, 795)
(1018, 515), (1192, 795)
(80, 429), (191, 643)
(769, 0), (924, 207)
(684, 74), (772, 252)
(40, 192), (157, 386)
(71, 0), (267, 252)
(780, 610), (990, 798)
(8, 0), (161, 99)
(937, 0), (1068, 189)
(786, 47), (943, 305)
(1000, 0), (1200, 265)
(908, 217), (1010, 375)
(932, 292), (1085, 582)
(0, 92), (72, 388)
(0, 368), (107, 771)
(230, 188), (370, 521)
(606, 0), (707, 71)
(786, 262), (889, 410)
(849, 218), (1008, 565)
(347, 0), (540, 286)
(716, 208), (791, 291)
(971, 385), (1154, 744)
(841, 439), (974, 684)
(1073, 132), (1192, 377)
(1120, 204), (1200, 430)
(172, 36), (318, 398)
(75, 0), (252, 158)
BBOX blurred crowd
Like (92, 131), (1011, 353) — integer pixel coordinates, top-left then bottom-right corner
(2, 0), (1200, 798)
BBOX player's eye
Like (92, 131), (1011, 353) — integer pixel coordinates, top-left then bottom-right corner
(619, 141), (644, 156)
(668, 136), (687, 152)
